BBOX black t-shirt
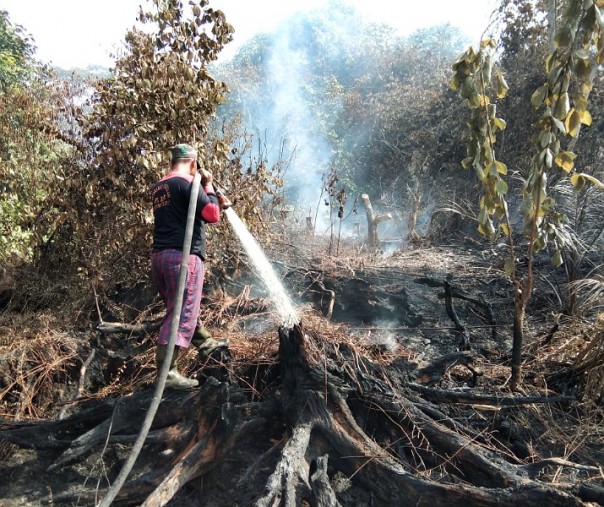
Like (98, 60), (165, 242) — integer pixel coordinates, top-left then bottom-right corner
(151, 173), (220, 260)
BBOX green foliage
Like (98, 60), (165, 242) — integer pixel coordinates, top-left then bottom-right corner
(0, 10), (34, 90)
(0, 12), (77, 263)
(453, 0), (604, 389)
(0, 81), (79, 263)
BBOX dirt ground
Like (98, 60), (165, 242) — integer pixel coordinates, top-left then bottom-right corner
(0, 237), (602, 506)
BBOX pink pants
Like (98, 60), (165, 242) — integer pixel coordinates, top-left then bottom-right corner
(151, 249), (204, 348)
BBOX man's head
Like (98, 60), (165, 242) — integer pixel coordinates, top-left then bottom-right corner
(170, 143), (198, 174)
(171, 143), (197, 162)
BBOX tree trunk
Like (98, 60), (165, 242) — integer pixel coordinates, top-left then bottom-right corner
(361, 193), (392, 247)
(511, 285), (525, 391)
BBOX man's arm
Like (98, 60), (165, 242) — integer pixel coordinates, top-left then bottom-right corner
(199, 183), (221, 223)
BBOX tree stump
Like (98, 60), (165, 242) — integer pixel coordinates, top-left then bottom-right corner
(0, 323), (598, 506)
(361, 193), (392, 247)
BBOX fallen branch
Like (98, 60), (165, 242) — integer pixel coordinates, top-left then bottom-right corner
(521, 457), (603, 479)
(95, 319), (161, 335)
(444, 279), (471, 350)
(407, 383), (575, 406)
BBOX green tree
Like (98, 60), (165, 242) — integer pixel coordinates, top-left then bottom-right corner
(0, 10), (79, 263)
(0, 10), (34, 90)
(452, 0), (604, 389)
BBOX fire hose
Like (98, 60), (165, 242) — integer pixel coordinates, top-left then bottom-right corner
(98, 172), (202, 507)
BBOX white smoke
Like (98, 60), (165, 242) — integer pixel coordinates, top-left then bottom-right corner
(266, 23), (333, 213)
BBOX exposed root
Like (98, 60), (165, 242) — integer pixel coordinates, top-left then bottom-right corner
(256, 422), (313, 507)
(0, 321), (600, 506)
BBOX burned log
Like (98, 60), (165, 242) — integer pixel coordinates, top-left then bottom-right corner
(444, 279), (471, 350)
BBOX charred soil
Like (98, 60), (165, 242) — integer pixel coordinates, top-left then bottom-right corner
(0, 240), (602, 506)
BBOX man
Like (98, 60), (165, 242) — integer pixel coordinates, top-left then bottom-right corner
(150, 143), (229, 389)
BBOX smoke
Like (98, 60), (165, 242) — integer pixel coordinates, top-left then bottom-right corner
(217, 2), (455, 246)
(267, 25), (332, 210)
(218, 2), (370, 230)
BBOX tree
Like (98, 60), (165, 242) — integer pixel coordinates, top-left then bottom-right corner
(0, 10), (79, 264)
(42, 0), (235, 293)
(452, 0), (604, 389)
(0, 9), (34, 90)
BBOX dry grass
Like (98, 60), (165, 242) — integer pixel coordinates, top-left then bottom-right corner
(0, 312), (82, 419)
(573, 313), (604, 407)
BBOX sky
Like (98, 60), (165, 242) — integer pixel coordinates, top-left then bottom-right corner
(0, 0), (499, 69)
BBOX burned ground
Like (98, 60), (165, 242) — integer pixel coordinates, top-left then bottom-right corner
(0, 240), (602, 506)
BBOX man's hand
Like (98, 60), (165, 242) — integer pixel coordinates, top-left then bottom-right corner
(199, 168), (213, 186)
(219, 195), (233, 210)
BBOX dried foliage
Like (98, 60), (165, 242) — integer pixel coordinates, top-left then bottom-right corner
(573, 313), (604, 405)
(64, 0), (234, 289)
(0, 313), (81, 419)
(10, 1), (284, 316)
(496, 0), (550, 65)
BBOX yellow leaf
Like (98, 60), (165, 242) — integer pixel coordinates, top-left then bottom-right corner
(531, 85), (548, 108)
(545, 54), (554, 73)
(500, 223), (512, 236)
(450, 75), (460, 91)
(565, 109), (581, 137)
(495, 161), (508, 175)
(461, 157), (473, 169)
(580, 109), (592, 126)
(570, 173), (584, 191)
(474, 164), (486, 181)
(555, 92), (570, 120)
(478, 206), (489, 225)
(554, 151), (576, 172)
(573, 172), (604, 189)
(493, 117), (507, 130)
(495, 70), (509, 99)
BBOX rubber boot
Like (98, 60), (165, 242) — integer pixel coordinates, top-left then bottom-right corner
(156, 344), (199, 390)
(191, 325), (229, 355)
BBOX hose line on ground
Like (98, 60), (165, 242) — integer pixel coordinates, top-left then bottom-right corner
(97, 172), (201, 507)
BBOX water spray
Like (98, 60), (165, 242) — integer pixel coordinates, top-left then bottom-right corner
(223, 207), (299, 328)
(209, 176), (298, 327)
